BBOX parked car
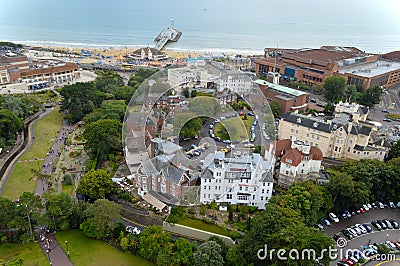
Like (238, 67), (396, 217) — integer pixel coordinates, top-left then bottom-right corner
(320, 218), (331, 227)
(390, 220), (399, 229)
(329, 212), (340, 223)
(383, 219), (393, 229)
(341, 229), (354, 240)
(363, 204), (370, 211)
(351, 226), (362, 235)
(386, 241), (397, 251)
(362, 223), (373, 233)
(355, 224), (367, 234)
(383, 118), (392, 122)
(371, 221), (382, 230)
(377, 201), (385, 209)
(377, 220), (387, 230)
(316, 223), (325, 231)
(389, 201), (396, 208)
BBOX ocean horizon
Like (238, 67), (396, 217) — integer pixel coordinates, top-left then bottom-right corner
(1, 0), (400, 54)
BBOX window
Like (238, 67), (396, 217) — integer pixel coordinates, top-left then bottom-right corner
(238, 195), (248, 201)
(254, 187), (256, 191)
(252, 195), (255, 200)
(245, 187), (248, 191)
(296, 130), (298, 134)
(218, 186), (221, 190)
(263, 182), (265, 186)
(204, 194), (206, 198)
(239, 186), (242, 191)
(262, 189), (265, 193)
(204, 186), (206, 190)
(227, 194), (232, 199)
(267, 190), (270, 194)
(208, 194), (210, 198)
(209, 186), (211, 190)
(261, 196), (264, 200)
(291, 128), (294, 133)
(215, 186), (217, 190)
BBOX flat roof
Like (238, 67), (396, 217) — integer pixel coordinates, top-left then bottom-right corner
(339, 60), (400, 78)
(254, 79), (307, 97)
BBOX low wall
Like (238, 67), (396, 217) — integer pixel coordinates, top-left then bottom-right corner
(163, 221), (235, 247)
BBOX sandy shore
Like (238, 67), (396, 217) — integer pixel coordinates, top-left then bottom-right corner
(27, 45), (204, 60)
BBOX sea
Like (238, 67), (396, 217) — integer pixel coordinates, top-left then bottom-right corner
(0, 0), (399, 55)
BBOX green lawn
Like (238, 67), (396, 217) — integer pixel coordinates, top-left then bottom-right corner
(0, 242), (48, 266)
(177, 216), (231, 237)
(55, 230), (153, 266)
(61, 183), (74, 195)
(386, 113), (400, 121)
(214, 116), (254, 141)
(2, 161), (40, 199)
(2, 108), (63, 199)
(21, 107), (63, 161)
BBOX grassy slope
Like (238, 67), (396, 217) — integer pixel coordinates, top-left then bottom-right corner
(214, 116), (254, 141)
(55, 230), (153, 266)
(2, 108), (63, 199)
(0, 242), (48, 266)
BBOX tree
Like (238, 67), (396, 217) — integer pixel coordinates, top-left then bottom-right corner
(173, 238), (196, 265)
(42, 193), (74, 230)
(137, 226), (172, 261)
(1, 95), (24, 117)
(83, 119), (122, 158)
(183, 87), (190, 98)
(194, 240), (224, 266)
(77, 169), (115, 200)
(271, 181), (333, 226)
(227, 203), (301, 265)
(323, 101), (335, 115)
(9, 192), (42, 241)
(208, 236), (228, 261)
(268, 100), (281, 117)
(0, 109), (23, 148)
(253, 145), (262, 154)
(389, 139), (400, 159)
(323, 76), (346, 102)
(80, 199), (121, 239)
(84, 100), (127, 124)
(156, 245), (175, 266)
(173, 113), (203, 138)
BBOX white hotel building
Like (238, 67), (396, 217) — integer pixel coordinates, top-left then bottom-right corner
(200, 151), (273, 210)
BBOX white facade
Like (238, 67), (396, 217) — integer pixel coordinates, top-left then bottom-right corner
(167, 67), (208, 88)
(218, 71), (254, 94)
(200, 152), (273, 210)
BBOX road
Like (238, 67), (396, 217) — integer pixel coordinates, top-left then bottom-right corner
(120, 216), (204, 246)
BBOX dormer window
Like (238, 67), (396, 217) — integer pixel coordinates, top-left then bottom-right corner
(313, 122), (318, 128)
(297, 118), (302, 123)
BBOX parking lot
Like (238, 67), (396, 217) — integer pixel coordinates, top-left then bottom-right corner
(322, 207), (400, 265)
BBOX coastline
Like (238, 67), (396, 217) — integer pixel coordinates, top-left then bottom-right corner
(12, 40), (263, 58)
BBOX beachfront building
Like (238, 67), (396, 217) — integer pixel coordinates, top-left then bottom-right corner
(200, 151), (274, 210)
(278, 102), (389, 161)
(129, 47), (168, 61)
(265, 139), (324, 189)
(255, 79), (308, 114)
(0, 52), (80, 93)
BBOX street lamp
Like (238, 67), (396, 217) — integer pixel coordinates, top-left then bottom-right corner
(65, 240), (70, 257)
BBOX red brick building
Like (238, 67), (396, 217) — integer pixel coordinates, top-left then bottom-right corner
(254, 46), (366, 87)
(255, 79), (308, 114)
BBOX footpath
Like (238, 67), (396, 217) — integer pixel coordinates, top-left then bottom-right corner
(34, 119), (74, 266)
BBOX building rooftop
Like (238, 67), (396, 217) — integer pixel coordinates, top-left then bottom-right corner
(339, 60), (400, 78)
(254, 79), (307, 97)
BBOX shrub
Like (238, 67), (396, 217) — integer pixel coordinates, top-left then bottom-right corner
(63, 174), (73, 185)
